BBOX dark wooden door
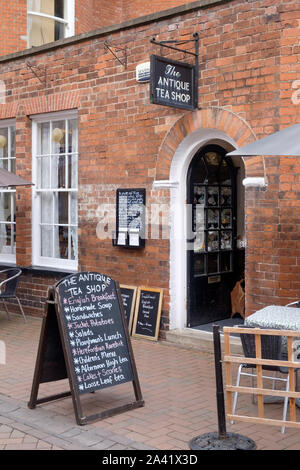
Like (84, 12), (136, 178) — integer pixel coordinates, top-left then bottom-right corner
(186, 145), (238, 327)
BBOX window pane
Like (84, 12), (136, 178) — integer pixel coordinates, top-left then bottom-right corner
(221, 187), (232, 205)
(40, 156), (51, 189)
(58, 192), (68, 225)
(28, 5), (65, 47)
(0, 126), (16, 260)
(68, 119), (78, 154)
(70, 193), (77, 225)
(0, 128), (8, 159)
(41, 193), (53, 224)
(0, 224), (13, 254)
(69, 153), (78, 189)
(58, 226), (68, 259)
(10, 127), (16, 161)
(207, 187), (218, 206)
(41, 225), (53, 257)
(207, 209), (219, 229)
(51, 120), (65, 154)
(221, 231), (232, 250)
(207, 231), (219, 252)
(70, 226), (78, 260)
(0, 159), (8, 170)
(10, 158), (16, 174)
(51, 155), (66, 188)
(0, 193), (11, 223)
(38, 122), (50, 155)
(221, 209), (231, 229)
(28, 0), (64, 18)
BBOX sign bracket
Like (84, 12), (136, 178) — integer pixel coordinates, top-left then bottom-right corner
(104, 41), (127, 69)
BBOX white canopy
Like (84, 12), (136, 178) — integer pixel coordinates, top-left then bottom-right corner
(227, 123), (300, 157)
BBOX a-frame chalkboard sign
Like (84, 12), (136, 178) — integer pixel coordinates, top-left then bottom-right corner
(28, 272), (144, 425)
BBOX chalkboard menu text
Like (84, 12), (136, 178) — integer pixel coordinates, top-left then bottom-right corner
(120, 285), (137, 334)
(28, 273), (144, 425)
(132, 287), (163, 341)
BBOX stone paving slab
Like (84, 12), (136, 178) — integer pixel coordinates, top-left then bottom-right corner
(0, 393), (149, 450)
(0, 314), (300, 450)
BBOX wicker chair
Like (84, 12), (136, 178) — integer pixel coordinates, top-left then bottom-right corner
(231, 325), (290, 433)
(0, 268), (26, 323)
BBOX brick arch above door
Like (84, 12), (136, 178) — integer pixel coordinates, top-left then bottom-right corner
(155, 107), (264, 181)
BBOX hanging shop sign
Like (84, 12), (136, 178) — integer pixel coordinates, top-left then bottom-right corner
(150, 54), (196, 111)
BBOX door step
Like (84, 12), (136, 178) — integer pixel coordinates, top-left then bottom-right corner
(165, 328), (242, 355)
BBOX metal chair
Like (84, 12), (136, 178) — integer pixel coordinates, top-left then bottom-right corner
(231, 325), (290, 433)
(0, 268), (26, 323)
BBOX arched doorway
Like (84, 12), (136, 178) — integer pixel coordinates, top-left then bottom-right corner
(154, 107), (263, 333)
(186, 144), (244, 327)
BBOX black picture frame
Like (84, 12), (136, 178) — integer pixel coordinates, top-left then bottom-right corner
(114, 188), (146, 249)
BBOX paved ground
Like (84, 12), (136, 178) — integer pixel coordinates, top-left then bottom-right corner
(0, 312), (300, 450)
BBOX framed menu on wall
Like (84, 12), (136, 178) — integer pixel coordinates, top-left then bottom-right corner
(113, 188), (146, 248)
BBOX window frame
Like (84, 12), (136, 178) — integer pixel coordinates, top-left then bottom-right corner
(0, 119), (17, 265)
(31, 110), (78, 271)
(27, 0), (75, 48)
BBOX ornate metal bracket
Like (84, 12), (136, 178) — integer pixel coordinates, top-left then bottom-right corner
(26, 61), (47, 86)
(104, 41), (127, 69)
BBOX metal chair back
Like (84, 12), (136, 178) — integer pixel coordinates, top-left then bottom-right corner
(238, 325), (285, 372)
(0, 268), (22, 297)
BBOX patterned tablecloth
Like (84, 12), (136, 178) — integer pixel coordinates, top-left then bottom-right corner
(244, 305), (300, 405)
(245, 305), (300, 331)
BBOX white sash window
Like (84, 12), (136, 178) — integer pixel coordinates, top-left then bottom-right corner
(0, 121), (16, 264)
(32, 111), (78, 270)
(27, 0), (75, 48)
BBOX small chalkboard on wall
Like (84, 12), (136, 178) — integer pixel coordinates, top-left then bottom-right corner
(120, 285), (137, 334)
(132, 287), (163, 341)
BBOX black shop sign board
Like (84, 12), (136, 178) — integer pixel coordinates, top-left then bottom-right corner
(28, 272), (144, 425)
(150, 54), (196, 111)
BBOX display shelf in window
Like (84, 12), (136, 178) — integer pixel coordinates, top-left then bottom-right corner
(189, 148), (236, 277)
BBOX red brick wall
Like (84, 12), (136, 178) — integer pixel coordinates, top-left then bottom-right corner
(75, 0), (122, 34)
(122, 0), (196, 20)
(0, 0), (27, 56)
(1, 0), (300, 330)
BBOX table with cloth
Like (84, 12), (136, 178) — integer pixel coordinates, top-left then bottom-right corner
(244, 305), (300, 405)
